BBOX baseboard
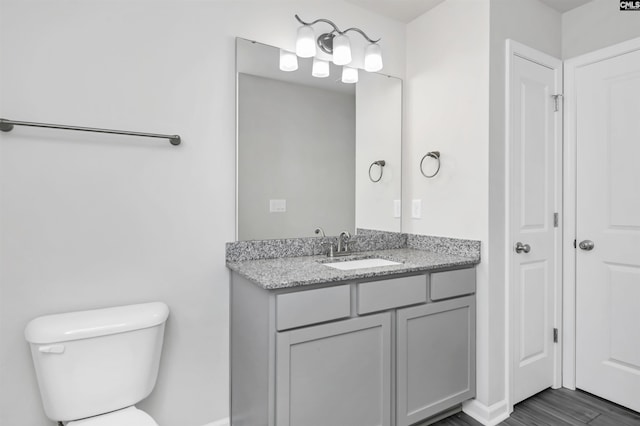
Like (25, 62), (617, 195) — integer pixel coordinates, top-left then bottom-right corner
(463, 399), (510, 426)
(201, 418), (229, 426)
(200, 404), (505, 426)
(202, 403), (507, 426)
(204, 404), (506, 426)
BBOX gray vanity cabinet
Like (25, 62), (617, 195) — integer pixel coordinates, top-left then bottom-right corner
(230, 266), (476, 426)
(276, 313), (392, 426)
(396, 296), (476, 426)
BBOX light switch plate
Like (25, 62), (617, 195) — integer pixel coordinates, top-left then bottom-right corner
(269, 199), (286, 213)
(412, 199), (422, 219)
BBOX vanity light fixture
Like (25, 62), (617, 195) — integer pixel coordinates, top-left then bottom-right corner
(312, 58), (330, 78)
(364, 43), (383, 72)
(279, 49), (298, 72)
(331, 33), (352, 65)
(341, 66), (358, 84)
(295, 24), (316, 58)
(294, 14), (383, 78)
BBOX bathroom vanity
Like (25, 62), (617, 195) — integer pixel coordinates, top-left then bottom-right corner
(232, 35), (478, 426)
(227, 237), (480, 426)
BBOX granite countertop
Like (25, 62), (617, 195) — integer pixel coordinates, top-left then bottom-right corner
(226, 248), (479, 290)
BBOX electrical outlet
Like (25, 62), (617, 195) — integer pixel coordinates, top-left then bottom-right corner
(393, 200), (401, 218)
(412, 199), (422, 219)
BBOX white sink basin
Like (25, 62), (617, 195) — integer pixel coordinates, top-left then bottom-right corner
(323, 258), (402, 271)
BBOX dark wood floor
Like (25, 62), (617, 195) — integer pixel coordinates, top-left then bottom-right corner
(431, 388), (640, 426)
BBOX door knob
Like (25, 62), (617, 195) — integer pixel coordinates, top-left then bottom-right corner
(514, 242), (531, 254)
(579, 240), (595, 251)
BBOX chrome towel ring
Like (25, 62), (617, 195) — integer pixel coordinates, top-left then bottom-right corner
(420, 151), (441, 178)
(368, 160), (386, 183)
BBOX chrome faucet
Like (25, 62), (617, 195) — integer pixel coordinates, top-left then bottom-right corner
(322, 231), (355, 257)
(337, 231), (352, 254)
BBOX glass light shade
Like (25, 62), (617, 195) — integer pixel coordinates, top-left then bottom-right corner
(332, 34), (352, 65)
(296, 25), (316, 58)
(279, 49), (298, 72)
(364, 43), (383, 72)
(312, 58), (330, 78)
(341, 66), (358, 84)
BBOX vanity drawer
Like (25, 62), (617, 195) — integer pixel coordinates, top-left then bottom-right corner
(357, 275), (427, 314)
(276, 285), (351, 331)
(430, 268), (476, 301)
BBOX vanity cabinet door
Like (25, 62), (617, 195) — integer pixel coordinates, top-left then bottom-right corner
(276, 313), (391, 426)
(396, 296), (476, 426)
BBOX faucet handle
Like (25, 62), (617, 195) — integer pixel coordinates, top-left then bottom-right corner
(320, 241), (336, 257)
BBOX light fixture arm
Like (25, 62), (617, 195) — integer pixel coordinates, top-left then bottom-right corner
(295, 14), (340, 33)
(342, 27), (381, 44)
(294, 14), (381, 44)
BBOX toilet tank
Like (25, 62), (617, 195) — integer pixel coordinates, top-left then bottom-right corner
(24, 302), (170, 422)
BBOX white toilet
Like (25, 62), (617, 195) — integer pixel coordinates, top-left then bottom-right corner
(24, 302), (170, 425)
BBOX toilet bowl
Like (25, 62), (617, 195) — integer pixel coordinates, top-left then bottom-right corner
(67, 407), (158, 426)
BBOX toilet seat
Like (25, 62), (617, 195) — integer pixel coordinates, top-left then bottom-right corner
(67, 406), (158, 426)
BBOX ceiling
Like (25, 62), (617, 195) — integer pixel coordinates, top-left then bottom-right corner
(538, 0), (592, 13)
(345, 0), (447, 23)
(345, 0), (593, 23)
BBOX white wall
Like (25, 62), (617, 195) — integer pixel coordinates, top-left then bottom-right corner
(563, 0), (640, 59)
(404, 0), (491, 416)
(404, 0), (490, 241)
(0, 2), (405, 425)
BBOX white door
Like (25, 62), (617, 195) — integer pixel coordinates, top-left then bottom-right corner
(508, 43), (562, 405)
(575, 47), (640, 413)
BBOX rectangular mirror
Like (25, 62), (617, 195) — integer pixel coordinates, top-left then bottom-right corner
(236, 38), (402, 241)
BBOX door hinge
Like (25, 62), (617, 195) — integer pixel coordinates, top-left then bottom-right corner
(553, 328), (559, 343)
(552, 94), (564, 112)
(553, 212), (559, 228)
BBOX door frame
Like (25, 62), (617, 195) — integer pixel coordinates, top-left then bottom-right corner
(505, 39), (563, 413)
(562, 35), (640, 390)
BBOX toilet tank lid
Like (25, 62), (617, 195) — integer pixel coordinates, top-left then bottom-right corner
(24, 302), (170, 344)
